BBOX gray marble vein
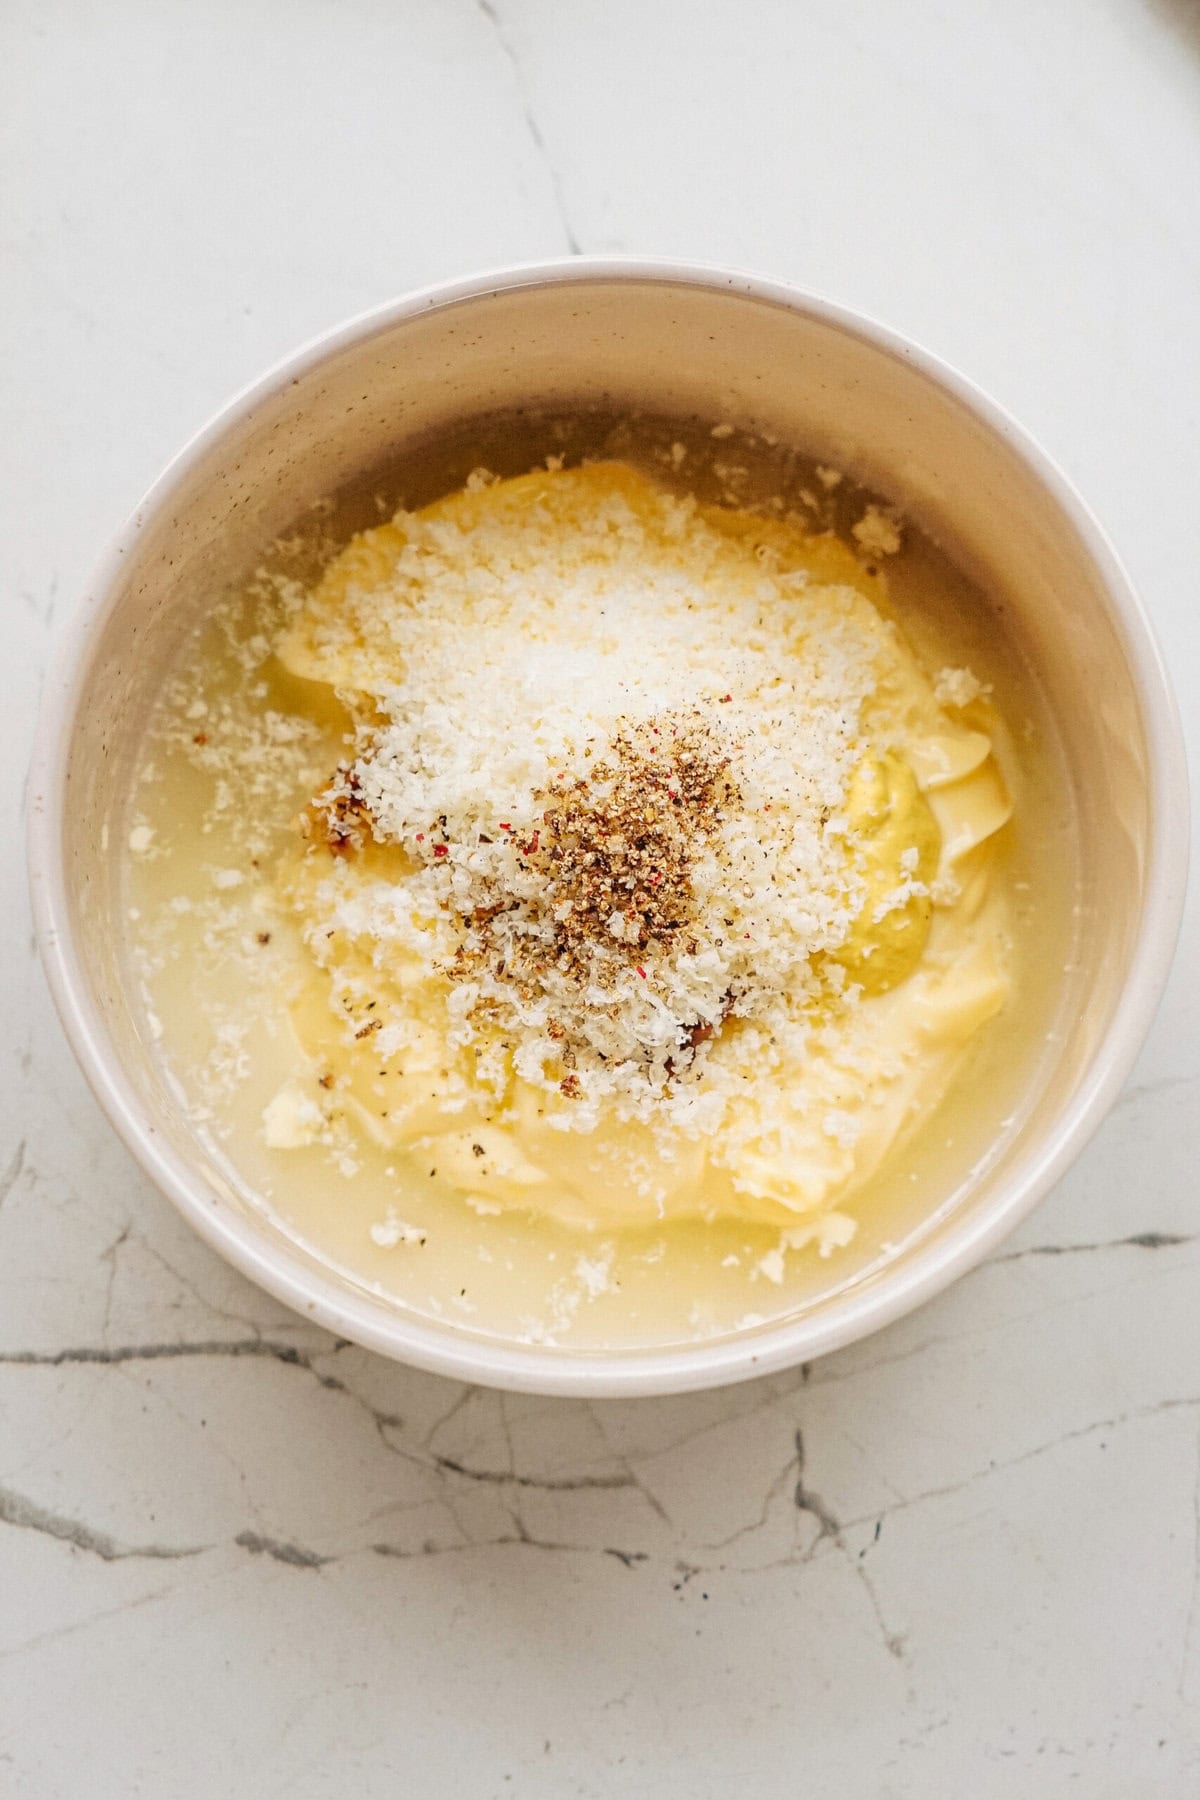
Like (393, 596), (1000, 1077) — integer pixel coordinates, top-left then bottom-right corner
(475, 0), (582, 254)
(0, 1485), (206, 1565)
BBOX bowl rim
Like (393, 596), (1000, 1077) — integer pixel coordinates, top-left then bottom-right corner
(26, 255), (1190, 1397)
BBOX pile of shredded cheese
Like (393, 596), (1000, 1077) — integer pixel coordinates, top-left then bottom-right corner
(284, 463), (936, 1132)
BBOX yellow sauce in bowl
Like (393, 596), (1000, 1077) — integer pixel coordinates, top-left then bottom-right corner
(124, 417), (1072, 1346)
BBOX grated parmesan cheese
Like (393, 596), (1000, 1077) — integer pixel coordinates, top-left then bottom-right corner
(933, 665), (986, 708)
(369, 1209), (426, 1248)
(852, 504), (903, 558)
(262, 1082), (325, 1148)
(298, 467), (894, 1125)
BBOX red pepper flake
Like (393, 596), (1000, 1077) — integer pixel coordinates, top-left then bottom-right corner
(498, 822), (511, 831)
(636, 966), (647, 979)
(719, 693), (732, 703)
(432, 843), (448, 858)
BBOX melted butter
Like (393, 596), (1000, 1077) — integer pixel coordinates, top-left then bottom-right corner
(124, 414), (1077, 1348)
(266, 464), (1012, 1236)
(829, 753), (941, 995)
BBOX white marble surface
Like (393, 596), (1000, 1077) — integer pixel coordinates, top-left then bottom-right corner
(3, 1), (1199, 1792)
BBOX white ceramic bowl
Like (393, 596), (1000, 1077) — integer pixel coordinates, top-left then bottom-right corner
(28, 259), (1188, 1396)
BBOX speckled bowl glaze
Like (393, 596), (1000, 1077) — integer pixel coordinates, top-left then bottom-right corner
(27, 260), (1189, 1396)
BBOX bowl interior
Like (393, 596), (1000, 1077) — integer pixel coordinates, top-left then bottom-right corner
(38, 269), (1166, 1393)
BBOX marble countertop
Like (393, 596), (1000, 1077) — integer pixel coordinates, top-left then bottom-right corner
(3, 2), (1198, 1793)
